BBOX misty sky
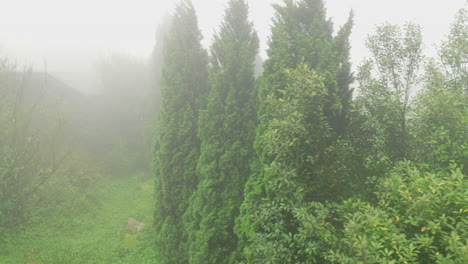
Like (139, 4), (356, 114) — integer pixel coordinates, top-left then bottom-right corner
(0, 0), (466, 94)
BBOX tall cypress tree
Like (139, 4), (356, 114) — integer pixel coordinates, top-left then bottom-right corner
(152, 1), (209, 263)
(183, 0), (259, 263)
(236, 0), (354, 260)
(257, 0), (353, 136)
(332, 12), (354, 136)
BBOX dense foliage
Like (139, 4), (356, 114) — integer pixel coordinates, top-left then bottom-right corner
(296, 162), (467, 263)
(152, 1), (466, 263)
(0, 1), (466, 263)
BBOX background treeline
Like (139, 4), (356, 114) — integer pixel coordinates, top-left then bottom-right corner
(153, 0), (467, 263)
(0, 20), (166, 264)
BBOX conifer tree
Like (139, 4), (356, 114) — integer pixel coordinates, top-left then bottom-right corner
(332, 13), (354, 136)
(236, 0), (354, 260)
(152, 1), (209, 263)
(256, 0), (353, 133)
(183, 0), (259, 263)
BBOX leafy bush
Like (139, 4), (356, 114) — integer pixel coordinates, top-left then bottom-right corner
(292, 162), (468, 263)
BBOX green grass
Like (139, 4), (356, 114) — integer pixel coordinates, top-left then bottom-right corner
(0, 172), (158, 264)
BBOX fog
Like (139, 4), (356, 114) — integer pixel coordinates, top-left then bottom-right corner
(1, 0), (467, 262)
(0, 0), (465, 94)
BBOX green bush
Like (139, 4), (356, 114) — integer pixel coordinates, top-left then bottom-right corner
(292, 162), (468, 263)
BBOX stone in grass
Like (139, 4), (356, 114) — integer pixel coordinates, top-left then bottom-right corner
(126, 217), (145, 234)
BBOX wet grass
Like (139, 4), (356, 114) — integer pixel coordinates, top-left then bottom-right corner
(0, 172), (157, 264)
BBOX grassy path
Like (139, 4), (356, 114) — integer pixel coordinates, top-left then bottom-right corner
(1, 173), (156, 264)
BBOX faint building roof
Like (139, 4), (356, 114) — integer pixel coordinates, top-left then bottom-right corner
(11, 71), (84, 101)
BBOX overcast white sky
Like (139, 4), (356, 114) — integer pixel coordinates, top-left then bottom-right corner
(0, 0), (466, 93)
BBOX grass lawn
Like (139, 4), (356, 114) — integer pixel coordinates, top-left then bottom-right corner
(0, 172), (158, 264)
